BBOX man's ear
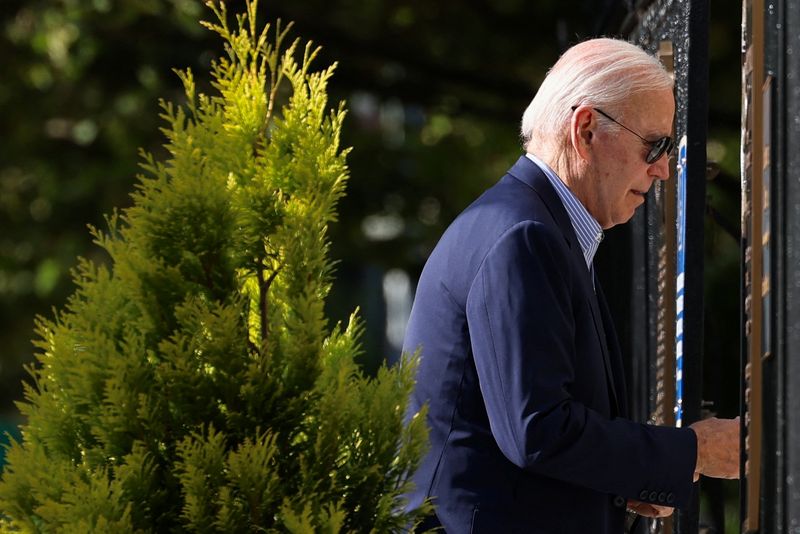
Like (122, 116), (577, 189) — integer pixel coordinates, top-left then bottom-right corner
(571, 105), (595, 161)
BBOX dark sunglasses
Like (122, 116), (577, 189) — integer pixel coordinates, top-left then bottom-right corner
(570, 105), (674, 164)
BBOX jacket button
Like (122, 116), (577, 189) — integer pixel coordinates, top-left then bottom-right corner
(639, 490), (649, 500)
(666, 493), (675, 505)
(613, 496), (626, 508)
(658, 492), (667, 503)
(649, 491), (658, 502)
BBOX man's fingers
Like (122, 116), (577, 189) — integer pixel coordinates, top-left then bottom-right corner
(651, 504), (674, 518)
(627, 500), (674, 518)
(689, 417), (741, 479)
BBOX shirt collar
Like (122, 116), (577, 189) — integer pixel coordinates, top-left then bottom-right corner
(525, 153), (603, 270)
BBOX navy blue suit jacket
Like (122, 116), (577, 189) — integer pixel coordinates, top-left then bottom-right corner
(403, 156), (697, 533)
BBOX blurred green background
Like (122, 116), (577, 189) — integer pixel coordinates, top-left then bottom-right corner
(0, 0), (742, 526)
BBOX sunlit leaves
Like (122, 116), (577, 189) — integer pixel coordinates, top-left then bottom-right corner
(0, 1), (428, 531)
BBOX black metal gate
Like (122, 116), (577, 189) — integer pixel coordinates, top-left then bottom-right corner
(741, 0), (800, 531)
(596, 1), (710, 532)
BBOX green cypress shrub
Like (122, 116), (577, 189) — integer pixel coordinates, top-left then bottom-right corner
(0, 1), (430, 531)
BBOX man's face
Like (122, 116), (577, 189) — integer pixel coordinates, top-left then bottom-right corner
(585, 89), (675, 229)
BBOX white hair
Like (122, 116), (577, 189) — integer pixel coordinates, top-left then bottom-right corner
(520, 38), (673, 159)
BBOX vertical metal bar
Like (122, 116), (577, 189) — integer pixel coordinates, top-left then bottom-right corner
(654, 40), (678, 433)
(759, 74), (773, 530)
(764, 0), (785, 529)
(781, 0), (800, 524)
(650, 39), (678, 534)
(741, 0), (765, 530)
(674, 1), (709, 532)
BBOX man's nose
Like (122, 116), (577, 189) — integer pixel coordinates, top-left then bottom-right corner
(651, 154), (671, 181)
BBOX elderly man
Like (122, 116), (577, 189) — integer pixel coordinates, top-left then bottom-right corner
(403, 38), (739, 532)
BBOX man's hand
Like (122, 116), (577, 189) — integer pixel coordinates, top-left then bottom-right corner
(689, 416), (740, 480)
(627, 500), (673, 518)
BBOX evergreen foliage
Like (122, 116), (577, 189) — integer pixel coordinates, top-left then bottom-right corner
(0, 1), (430, 531)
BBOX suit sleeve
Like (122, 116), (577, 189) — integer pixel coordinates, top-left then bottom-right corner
(465, 220), (697, 508)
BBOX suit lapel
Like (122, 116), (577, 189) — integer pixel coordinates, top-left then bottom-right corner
(506, 155), (622, 417)
(586, 278), (622, 417)
(595, 279), (628, 417)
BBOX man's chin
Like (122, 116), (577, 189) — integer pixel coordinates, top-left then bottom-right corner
(607, 210), (638, 229)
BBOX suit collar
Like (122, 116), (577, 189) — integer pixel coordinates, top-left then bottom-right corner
(506, 155), (577, 250)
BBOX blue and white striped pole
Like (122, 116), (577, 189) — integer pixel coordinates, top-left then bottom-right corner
(675, 135), (688, 428)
